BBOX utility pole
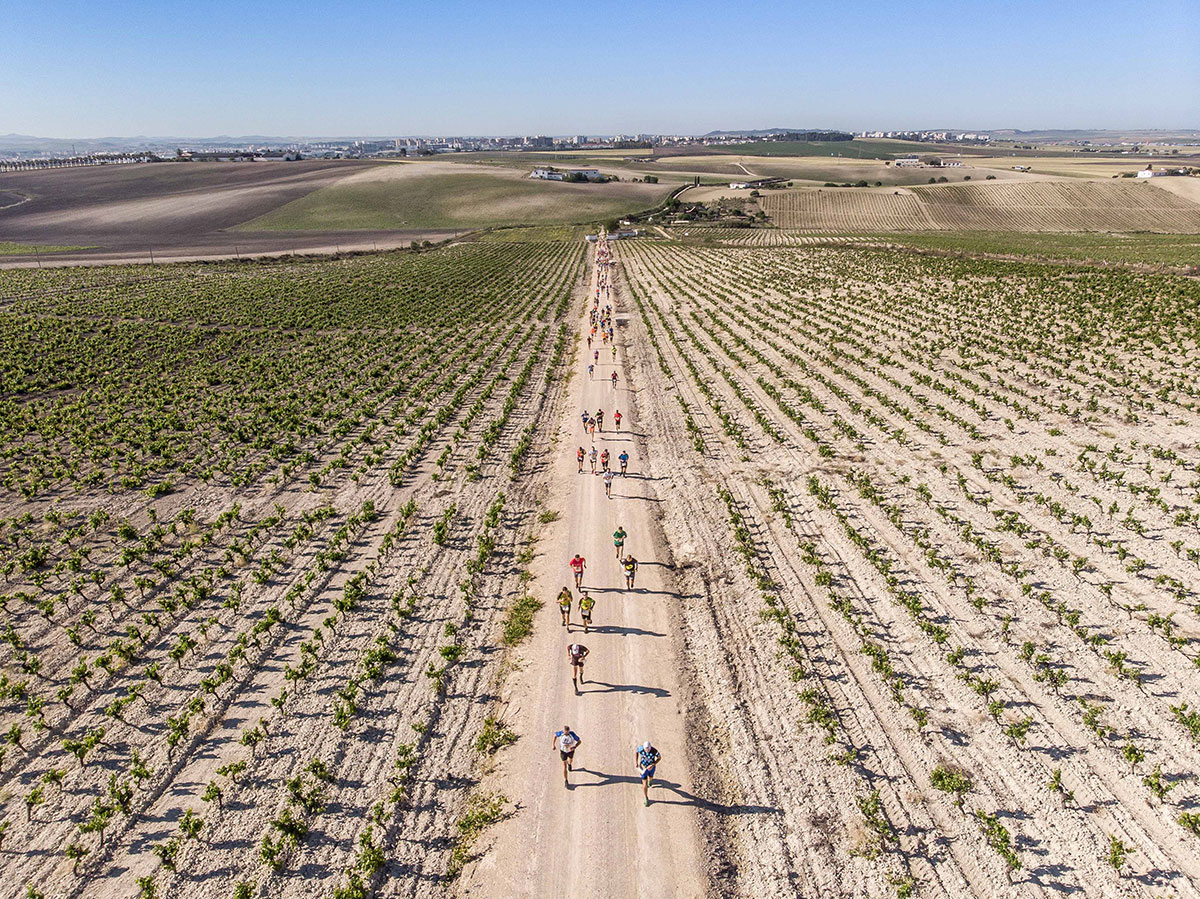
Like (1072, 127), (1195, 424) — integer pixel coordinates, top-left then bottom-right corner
(149, 246), (155, 265)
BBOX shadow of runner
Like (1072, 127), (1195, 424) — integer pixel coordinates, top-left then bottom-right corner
(583, 624), (666, 637)
(581, 680), (671, 697)
(570, 770), (782, 816)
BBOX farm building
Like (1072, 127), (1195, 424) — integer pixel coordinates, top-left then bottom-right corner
(530, 168), (603, 182)
(585, 229), (640, 242)
(729, 177), (787, 190)
(895, 157), (922, 167)
(1136, 167), (1188, 178)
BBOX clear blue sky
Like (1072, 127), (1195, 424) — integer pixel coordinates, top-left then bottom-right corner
(2, 0), (1197, 137)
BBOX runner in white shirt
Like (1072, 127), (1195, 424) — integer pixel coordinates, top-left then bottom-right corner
(552, 724), (583, 785)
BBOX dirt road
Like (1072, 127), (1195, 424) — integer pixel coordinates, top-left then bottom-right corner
(461, 244), (706, 898)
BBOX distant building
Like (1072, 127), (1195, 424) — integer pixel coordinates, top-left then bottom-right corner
(729, 177), (786, 189)
(530, 168), (602, 181)
(586, 229), (640, 242)
(895, 157), (922, 167)
(1136, 166), (1186, 178)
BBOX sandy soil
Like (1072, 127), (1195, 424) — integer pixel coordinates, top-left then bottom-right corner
(598, 239), (1200, 897)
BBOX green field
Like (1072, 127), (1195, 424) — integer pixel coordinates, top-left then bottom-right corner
(0, 241), (88, 256)
(241, 168), (671, 231)
(872, 230), (1200, 268)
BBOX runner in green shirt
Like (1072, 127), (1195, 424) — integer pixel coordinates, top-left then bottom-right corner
(613, 526), (626, 560)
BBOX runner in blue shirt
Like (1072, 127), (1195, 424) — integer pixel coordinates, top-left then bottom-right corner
(635, 741), (661, 806)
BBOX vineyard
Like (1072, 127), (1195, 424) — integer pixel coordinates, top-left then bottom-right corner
(605, 239), (1200, 897)
(0, 241), (583, 897)
(759, 179), (1200, 232)
(7, 227), (1200, 898)
(666, 228), (870, 247)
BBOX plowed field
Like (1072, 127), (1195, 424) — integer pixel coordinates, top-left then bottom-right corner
(760, 179), (1200, 232)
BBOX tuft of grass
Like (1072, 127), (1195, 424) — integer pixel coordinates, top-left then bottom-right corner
(502, 594), (542, 646)
(446, 792), (508, 879)
(537, 509), (560, 524)
(475, 715), (518, 755)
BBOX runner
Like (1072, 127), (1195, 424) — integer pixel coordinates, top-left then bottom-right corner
(600, 448), (609, 472)
(581, 410), (589, 433)
(587, 335), (592, 350)
(579, 592), (595, 633)
(603, 468), (615, 499)
(622, 554), (639, 590)
(611, 371), (619, 389)
(588, 418), (596, 441)
(611, 345), (617, 362)
(569, 553), (586, 589)
(596, 409), (604, 431)
(613, 409), (622, 431)
(618, 450), (629, 476)
(577, 446), (585, 474)
(613, 525), (626, 559)
(587, 363), (594, 380)
(567, 641), (589, 693)
(554, 724), (582, 786)
(557, 587), (573, 629)
(635, 740), (662, 806)
(589, 446), (597, 472)
(594, 349), (599, 365)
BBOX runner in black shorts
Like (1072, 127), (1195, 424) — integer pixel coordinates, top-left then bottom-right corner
(567, 642), (589, 693)
(554, 725), (582, 786)
(579, 593), (595, 633)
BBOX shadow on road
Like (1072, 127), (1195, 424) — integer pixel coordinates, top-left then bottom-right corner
(570, 770), (781, 816)
(581, 679), (670, 698)
(582, 624), (666, 637)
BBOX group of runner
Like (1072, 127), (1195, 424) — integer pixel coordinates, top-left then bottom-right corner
(553, 233), (662, 807)
(579, 406), (622, 439)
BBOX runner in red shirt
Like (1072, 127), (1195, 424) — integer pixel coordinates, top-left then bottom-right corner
(569, 553), (586, 589)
